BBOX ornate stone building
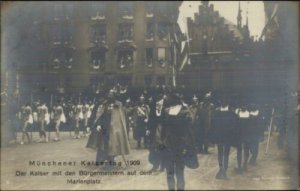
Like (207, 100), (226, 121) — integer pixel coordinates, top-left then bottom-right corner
(3, 1), (182, 97)
(178, 1), (298, 100)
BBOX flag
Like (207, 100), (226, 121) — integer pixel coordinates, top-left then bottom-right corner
(178, 17), (191, 71)
(260, 2), (279, 39)
(179, 40), (190, 71)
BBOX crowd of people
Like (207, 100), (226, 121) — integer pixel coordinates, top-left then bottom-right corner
(2, 84), (298, 190)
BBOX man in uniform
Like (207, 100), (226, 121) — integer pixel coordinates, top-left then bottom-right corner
(71, 100), (83, 139)
(198, 92), (214, 154)
(123, 97), (135, 139)
(37, 101), (49, 143)
(19, 103), (33, 144)
(134, 94), (150, 149)
(81, 100), (91, 137)
(190, 94), (202, 153)
(52, 100), (66, 141)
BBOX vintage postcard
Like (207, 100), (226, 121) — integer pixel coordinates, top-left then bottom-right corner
(1, 1), (299, 190)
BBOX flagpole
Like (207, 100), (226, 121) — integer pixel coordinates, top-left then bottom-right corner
(185, 17), (191, 58)
(173, 41), (177, 88)
(168, 26), (176, 88)
(172, 24), (177, 88)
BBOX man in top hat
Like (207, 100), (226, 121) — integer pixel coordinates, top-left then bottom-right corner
(162, 91), (198, 190)
(148, 93), (166, 172)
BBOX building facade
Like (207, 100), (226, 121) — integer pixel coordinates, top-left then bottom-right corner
(4, 1), (182, 97)
(178, 1), (298, 100)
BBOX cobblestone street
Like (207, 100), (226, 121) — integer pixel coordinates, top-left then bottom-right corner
(1, 131), (296, 190)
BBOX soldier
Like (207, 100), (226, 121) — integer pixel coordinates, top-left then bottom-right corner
(64, 98), (74, 135)
(133, 94), (150, 149)
(52, 101), (66, 141)
(123, 97), (135, 138)
(81, 100), (90, 137)
(71, 100), (83, 139)
(37, 101), (49, 143)
(148, 93), (166, 172)
(162, 92), (198, 190)
(190, 94), (202, 152)
(212, 98), (235, 179)
(19, 103), (33, 144)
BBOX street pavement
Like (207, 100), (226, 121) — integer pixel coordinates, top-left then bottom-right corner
(1, 131), (296, 190)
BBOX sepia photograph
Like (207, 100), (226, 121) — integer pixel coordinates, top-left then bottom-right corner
(1, 1), (299, 190)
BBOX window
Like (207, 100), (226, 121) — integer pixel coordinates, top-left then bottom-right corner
(52, 48), (74, 69)
(146, 2), (154, 17)
(52, 23), (73, 45)
(158, 22), (169, 40)
(53, 4), (64, 21)
(62, 49), (74, 69)
(90, 50), (105, 69)
(145, 75), (152, 87)
(90, 24), (106, 44)
(52, 23), (62, 44)
(117, 76), (132, 86)
(90, 2), (106, 20)
(52, 48), (61, 69)
(90, 76), (105, 93)
(118, 50), (133, 69)
(158, 48), (166, 67)
(145, 48), (153, 67)
(146, 23), (154, 41)
(53, 3), (73, 20)
(157, 76), (165, 86)
(61, 24), (73, 45)
(119, 2), (133, 19)
(118, 24), (133, 42)
(64, 4), (74, 20)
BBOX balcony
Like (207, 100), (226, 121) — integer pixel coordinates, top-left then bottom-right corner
(91, 12), (106, 21)
(146, 12), (154, 18)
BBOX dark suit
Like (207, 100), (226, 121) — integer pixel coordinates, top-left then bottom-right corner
(211, 106), (235, 178)
(148, 99), (165, 171)
(162, 104), (197, 190)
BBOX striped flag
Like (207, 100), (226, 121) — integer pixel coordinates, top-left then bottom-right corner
(260, 2), (279, 40)
(179, 39), (190, 71)
(170, 28), (191, 71)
